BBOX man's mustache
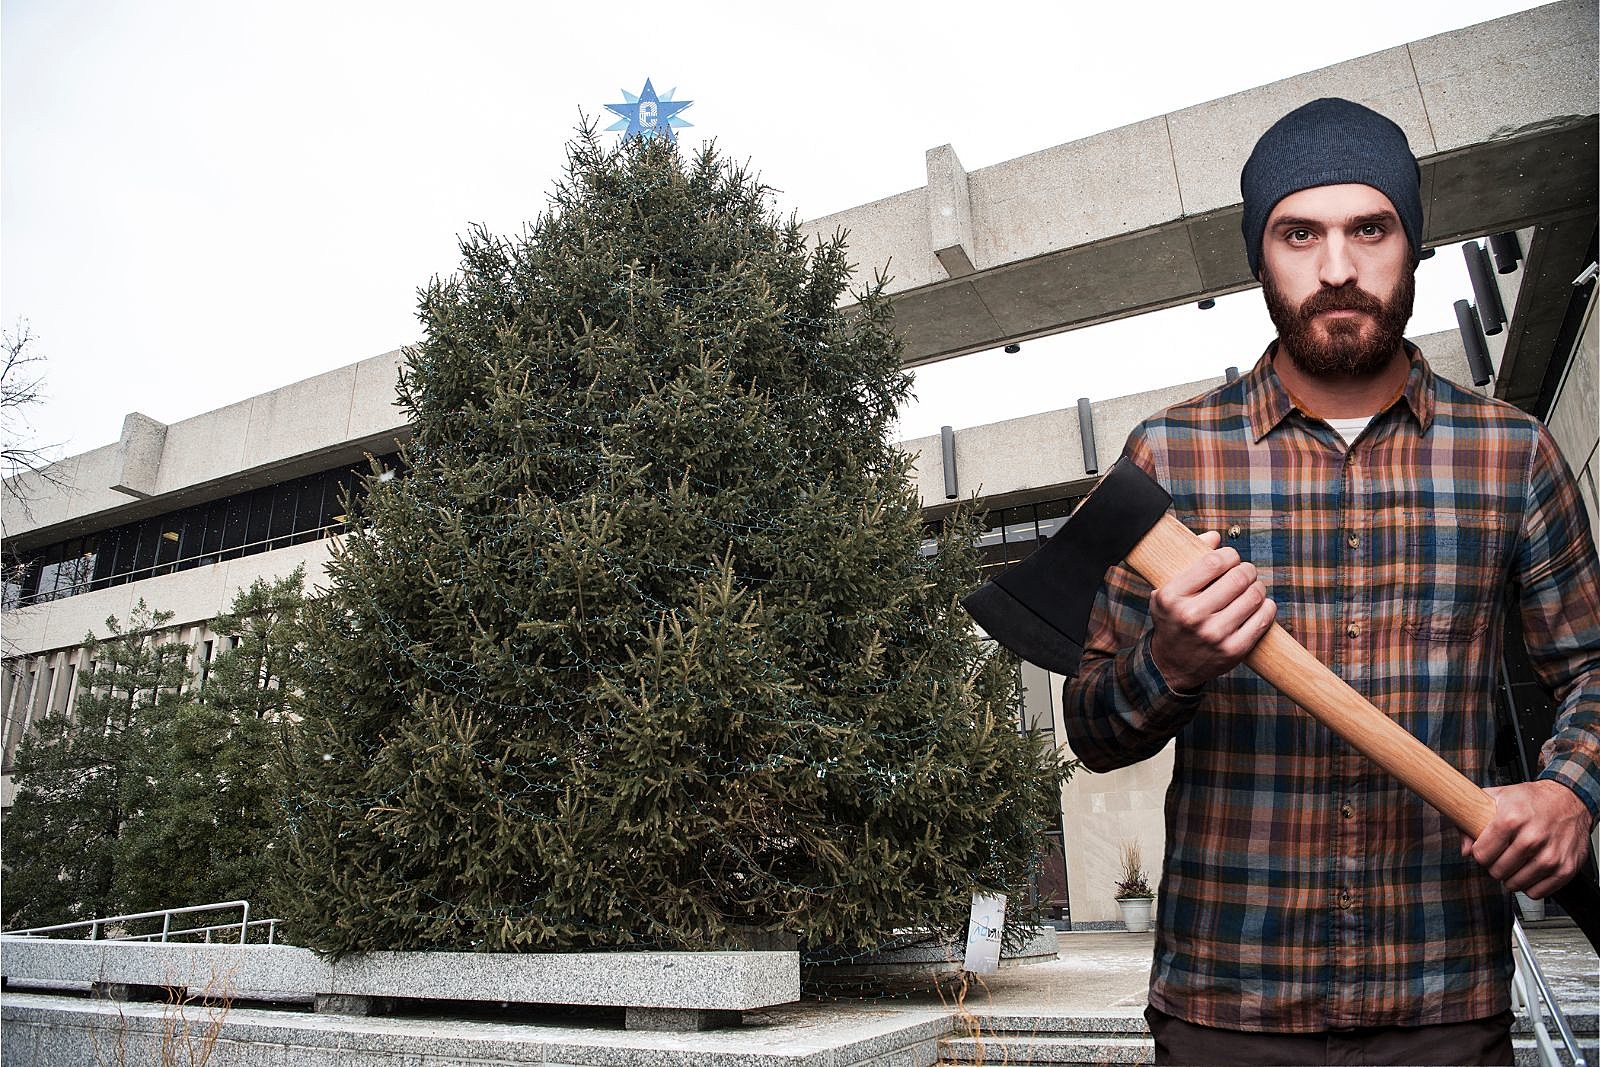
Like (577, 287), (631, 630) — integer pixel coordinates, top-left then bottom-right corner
(1299, 285), (1385, 318)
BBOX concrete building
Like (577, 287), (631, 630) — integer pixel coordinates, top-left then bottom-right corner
(3, 0), (1595, 927)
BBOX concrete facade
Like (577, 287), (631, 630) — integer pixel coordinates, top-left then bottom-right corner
(805, 0), (1596, 371)
(1, 347), (407, 543)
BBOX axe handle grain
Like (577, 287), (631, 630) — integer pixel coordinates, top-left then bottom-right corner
(1125, 512), (1499, 839)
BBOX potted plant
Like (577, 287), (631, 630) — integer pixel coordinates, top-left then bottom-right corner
(1114, 840), (1156, 932)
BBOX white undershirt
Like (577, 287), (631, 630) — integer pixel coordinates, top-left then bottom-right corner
(1325, 415), (1374, 447)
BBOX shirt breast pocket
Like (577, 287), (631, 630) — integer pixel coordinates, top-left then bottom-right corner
(1184, 510), (1287, 626)
(1400, 510), (1509, 643)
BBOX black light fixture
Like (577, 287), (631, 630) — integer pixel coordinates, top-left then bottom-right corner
(941, 425), (958, 500)
(1453, 299), (1493, 387)
(1003, 343), (1021, 354)
(1077, 398), (1099, 475)
(1488, 232), (1523, 274)
(1198, 298), (1216, 310)
(1463, 242), (1506, 335)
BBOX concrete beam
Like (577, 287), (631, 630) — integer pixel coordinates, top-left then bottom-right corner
(803, 0), (1598, 368)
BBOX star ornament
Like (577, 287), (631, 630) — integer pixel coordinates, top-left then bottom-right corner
(605, 79), (693, 143)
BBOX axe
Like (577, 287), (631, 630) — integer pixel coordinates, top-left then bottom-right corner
(963, 456), (1600, 950)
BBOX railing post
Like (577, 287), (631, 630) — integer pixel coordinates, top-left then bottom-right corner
(240, 901), (250, 945)
(161, 912), (171, 943)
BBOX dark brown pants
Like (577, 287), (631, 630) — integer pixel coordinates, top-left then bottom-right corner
(1146, 1006), (1515, 1066)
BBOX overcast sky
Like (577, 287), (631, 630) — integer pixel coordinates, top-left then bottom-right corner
(2, 0), (1545, 461)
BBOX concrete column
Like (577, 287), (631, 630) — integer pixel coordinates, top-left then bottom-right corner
(110, 412), (168, 499)
(926, 144), (976, 279)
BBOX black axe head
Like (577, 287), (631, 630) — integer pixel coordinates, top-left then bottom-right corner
(960, 457), (1172, 677)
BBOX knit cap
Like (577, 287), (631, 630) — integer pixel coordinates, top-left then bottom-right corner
(1240, 98), (1422, 278)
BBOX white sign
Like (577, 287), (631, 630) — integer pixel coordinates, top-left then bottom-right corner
(963, 891), (1006, 974)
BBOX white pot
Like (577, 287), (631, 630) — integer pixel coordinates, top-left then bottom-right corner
(1117, 896), (1155, 933)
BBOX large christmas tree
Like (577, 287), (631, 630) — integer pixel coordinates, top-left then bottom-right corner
(280, 129), (1066, 958)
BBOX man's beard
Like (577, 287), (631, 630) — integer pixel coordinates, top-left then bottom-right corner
(1263, 267), (1414, 379)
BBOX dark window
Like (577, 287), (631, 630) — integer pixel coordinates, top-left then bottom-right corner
(1002, 505), (1038, 565)
(1003, 505), (1037, 545)
(1036, 498), (1074, 541)
(324, 470), (357, 527)
(173, 507), (206, 572)
(222, 496), (250, 557)
(131, 520), (161, 578)
(92, 526), (130, 589)
(7, 453), (403, 608)
(243, 487), (273, 554)
(201, 499), (227, 557)
(153, 516), (182, 574)
(2, 547), (31, 610)
(57, 538), (96, 597)
(34, 541), (66, 602)
(294, 475), (322, 537)
(268, 482), (297, 544)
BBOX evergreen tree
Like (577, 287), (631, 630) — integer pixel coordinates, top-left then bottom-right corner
(281, 129), (1067, 957)
(115, 568), (308, 914)
(2, 601), (190, 928)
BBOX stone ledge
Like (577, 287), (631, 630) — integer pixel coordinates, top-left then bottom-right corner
(0, 992), (951, 1067)
(0, 938), (799, 1017)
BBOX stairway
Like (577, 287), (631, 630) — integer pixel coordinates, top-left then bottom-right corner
(937, 1011), (1599, 1065)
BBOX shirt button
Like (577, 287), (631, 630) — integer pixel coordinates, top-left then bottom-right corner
(1347, 533), (1361, 549)
(1339, 890), (1353, 910)
(1347, 624), (1361, 639)
(1341, 803), (1355, 819)
(1227, 524), (1242, 540)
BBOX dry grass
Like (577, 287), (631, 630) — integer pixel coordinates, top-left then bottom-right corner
(89, 960), (237, 1067)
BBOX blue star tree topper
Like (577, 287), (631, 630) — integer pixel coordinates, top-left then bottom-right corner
(605, 79), (693, 143)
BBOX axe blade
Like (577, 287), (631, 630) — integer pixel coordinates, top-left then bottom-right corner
(961, 457), (1172, 676)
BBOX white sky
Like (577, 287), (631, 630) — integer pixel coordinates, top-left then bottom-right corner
(1, 0), (1545, 460)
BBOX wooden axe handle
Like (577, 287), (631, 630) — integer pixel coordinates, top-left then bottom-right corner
(1126, 512), (1498, 838)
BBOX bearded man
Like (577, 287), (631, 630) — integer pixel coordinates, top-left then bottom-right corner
(1061, 98), (1600, 1066)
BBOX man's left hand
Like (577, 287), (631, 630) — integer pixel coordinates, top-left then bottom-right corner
(1461, 780), (1594, 899)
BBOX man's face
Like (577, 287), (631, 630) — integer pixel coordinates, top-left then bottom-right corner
(1259, 183), (1415, 379)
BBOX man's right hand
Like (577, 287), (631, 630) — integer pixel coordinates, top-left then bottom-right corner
(1149, 530), (1277, 693)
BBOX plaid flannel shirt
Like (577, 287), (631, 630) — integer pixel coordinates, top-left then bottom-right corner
(1061, 343), (1600, 1033)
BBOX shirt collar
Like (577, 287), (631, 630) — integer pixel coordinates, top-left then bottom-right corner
(1244, 339), (1435, 443)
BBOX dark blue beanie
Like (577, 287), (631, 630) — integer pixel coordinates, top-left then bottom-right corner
(1240, 98), (1423, 279)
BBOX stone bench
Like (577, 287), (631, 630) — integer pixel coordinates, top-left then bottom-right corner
(0, 938), (798, 1031)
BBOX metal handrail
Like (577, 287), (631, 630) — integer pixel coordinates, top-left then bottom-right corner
(115, 918), (281, 946)
(2, 900), (255, 945)
(1512, 917), (1588, 1067)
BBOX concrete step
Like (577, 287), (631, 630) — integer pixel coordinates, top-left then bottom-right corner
(940, 1034), (1597, 1067)
(938, 1013), (1598, 1067)
(940, 1033), (1152, 1064)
